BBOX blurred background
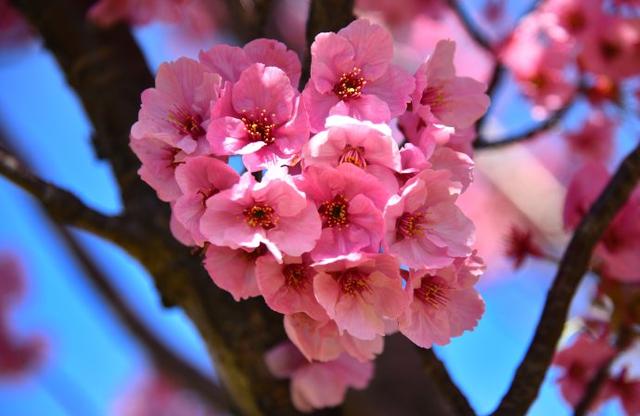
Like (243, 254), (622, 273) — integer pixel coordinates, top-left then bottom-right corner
(1, 0), (638, 414)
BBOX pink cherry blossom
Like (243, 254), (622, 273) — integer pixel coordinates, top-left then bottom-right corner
(283, 312), (383, 362)
(552, 333), (616, 410)
(173, 156), (239, 246)
(303, 18), (415, 131)
(303, 115), (401, 173)
(312, 253), (408, 340)
(384, 169), (474, 269)
(297, 164), (390, 260)
(579, 15), (640, 81)
(564, 111), (615, 162)
(203, 244), (268, 301)
(130, 136), (184, 202)
(207, 63), (309, 171)
(410, 40), (489, 129)
(200, 170), (322, 260)
(500, 14), (575, 112)
(131, 57), (221, 154)
(563, 163), (640, 282)
(199, 38), (301, 86)
(256, 254), (326, 320)
(398, 254), (485, 348)
(265, 341), (374, 413)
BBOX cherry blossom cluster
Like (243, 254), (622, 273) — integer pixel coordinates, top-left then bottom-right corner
(500, 0), (640, 116)
(130, 18), (489, 411)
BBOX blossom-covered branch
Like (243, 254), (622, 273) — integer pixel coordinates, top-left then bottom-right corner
(492, 142), (640, 415)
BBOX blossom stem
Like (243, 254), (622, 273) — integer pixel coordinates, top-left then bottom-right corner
(492, 142), (640, 415)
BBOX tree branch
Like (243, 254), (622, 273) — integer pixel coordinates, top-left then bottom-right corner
(420, 349), (475, 416)
(300, 0), (355, 88)
(446, 0), (493, 52)
(10, 0), (157, 215)
(492, 142), (640, 415)
(57, 225), (230, 411)
(0, 144), (125, 242)
(474, 93), (577, 150)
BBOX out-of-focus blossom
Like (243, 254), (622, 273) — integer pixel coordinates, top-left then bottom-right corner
(112, 372), (218, 416)
(265, 341), (373, 413)
(88, 0), (223, 40)
(504, 225), (545, 269)
(552, 333), (616, 410)
(564, 111), (615, 162)
(0, 254), (44, 379)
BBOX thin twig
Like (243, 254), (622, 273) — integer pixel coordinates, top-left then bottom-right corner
(446, 0), (493, 52)
(474, 94), (577, 150)
(420, 349), (475, 416)
(492, 143), (640, 415)
(0, 144), (125, 243)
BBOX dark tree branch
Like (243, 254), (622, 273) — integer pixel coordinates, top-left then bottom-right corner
(58, 226), (230, 411)
(492, 143), (640, 416)
(222, 0), (274, 43)
(300, 0), (355, 88)
(446, 0), (493, 52)
(10, 0), (157, 215)
(420, 349), (475, 416)
(474, 93), (577, 150)
(0, 144), (125, 242)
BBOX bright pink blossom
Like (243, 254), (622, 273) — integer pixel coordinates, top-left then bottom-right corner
(265, 341), (374, 412)
(303, 115), (401, 173)
(384, 169), (474, 269)
(410, 40), (489, 129)
(312, 253), (408, 340)
(200, 170), (322, 260)
(297, 164), (390, 260)
(563, 163), (640, 282)
(131, 57), (221, 154)
(203, 244), (268, 301)
(173, 156), (239, 246)
(303, 18), (415, 131)
(398, 254), (485, 348)
(207, 63), (309, 171)
(552, 333), (616, 409)
(199, 38), (301, 86)
(256, 254), (326, 320)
